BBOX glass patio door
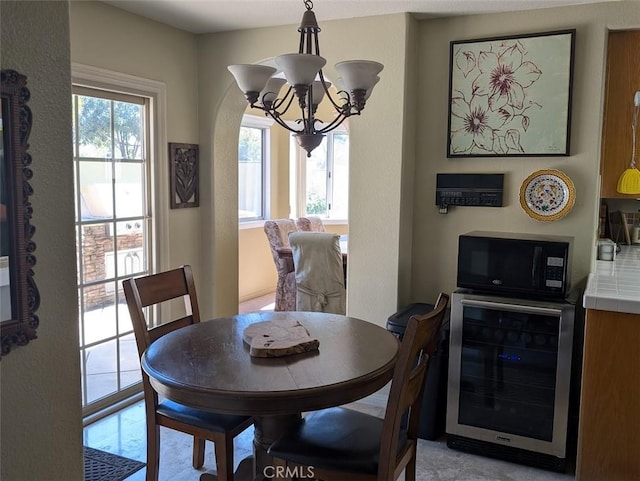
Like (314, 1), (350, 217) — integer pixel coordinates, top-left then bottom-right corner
(72, 87), (151, 415)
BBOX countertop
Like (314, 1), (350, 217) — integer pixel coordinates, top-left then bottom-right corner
(583, 245), (640, 314)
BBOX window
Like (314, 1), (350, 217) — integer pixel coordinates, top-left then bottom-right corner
(73, 86), (152, 413)
(238, 115), (272, 221)
(291, 128), (349, 220)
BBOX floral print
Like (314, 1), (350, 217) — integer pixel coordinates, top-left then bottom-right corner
(295, 216), (325, 232)
(448, 32), (573, 156)
(264, 219), (297, 311)
(450, 93), (504, 153)
(472, 44), (542, 112)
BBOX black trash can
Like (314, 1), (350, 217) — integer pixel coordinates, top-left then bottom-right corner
(386, 302), (450, 441)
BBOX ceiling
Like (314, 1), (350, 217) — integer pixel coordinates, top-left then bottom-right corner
(100, 0), (619, 34)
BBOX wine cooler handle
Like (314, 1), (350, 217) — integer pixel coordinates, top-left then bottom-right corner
(460, 298), (563, 316)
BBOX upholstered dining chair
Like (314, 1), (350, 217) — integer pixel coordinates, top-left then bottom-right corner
(289, 232), (346, 314)
(263, 219), (298, 311)
(268, 293), (450, 481)
(295, 216), (326, 232)
(122, 265), (253, 481)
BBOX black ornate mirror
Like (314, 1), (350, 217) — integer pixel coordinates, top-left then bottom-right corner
(1, 69), (39, 357)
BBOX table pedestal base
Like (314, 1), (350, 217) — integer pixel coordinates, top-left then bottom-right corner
(200, 413), (302, 481)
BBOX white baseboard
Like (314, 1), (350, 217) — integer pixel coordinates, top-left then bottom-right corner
(239, 289), (275, 304)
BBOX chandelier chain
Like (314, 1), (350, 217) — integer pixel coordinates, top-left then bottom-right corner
(304, 0), (313, 11)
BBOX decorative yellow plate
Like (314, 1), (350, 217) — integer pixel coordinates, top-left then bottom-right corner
(519, 169), (575, 221)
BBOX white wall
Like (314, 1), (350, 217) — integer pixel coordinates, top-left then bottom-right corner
(70, 1), (201, 284)
(0, 1), (82, 479)
(411, 1), (640, 303)
(71, 1), (640, 327)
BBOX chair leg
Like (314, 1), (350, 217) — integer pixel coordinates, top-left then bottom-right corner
(213, 435), (235, 481)
(146, 422), (161, 481)
(192, 436), (205, 468)
(404, 456), (416, 481)
(271, 457), (288, 481)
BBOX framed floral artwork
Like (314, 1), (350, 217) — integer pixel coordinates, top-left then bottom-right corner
(447, 29), (575, 157)
(169, 143), (199, 208)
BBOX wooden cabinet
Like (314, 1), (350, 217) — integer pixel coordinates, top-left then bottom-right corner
(600, 29), (640, 198)
(576, 308), (640, 481)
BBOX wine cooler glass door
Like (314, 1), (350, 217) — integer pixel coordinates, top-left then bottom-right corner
(447, 292), (575, 457)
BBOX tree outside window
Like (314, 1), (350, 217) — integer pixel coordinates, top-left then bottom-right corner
(75, 96), (143, 160)
(238, 115), (270, 221)
(298, 131), (348, 219)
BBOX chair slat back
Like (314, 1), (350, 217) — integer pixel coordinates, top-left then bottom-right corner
(146, 316), (195, 345)
(378, 293), (449, 480)
(123, 265), (201, 359)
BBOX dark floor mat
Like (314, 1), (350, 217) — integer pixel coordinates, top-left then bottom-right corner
(84, 446), (145, 481)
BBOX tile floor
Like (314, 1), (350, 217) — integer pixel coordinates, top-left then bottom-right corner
(83, 291), (576, 480)
(238, 292), (276, 314)
(83, 397), (576, 481)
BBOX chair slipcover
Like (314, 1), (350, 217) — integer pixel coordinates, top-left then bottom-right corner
(289, 232), (345, 314)
(264, 219), (298, 311)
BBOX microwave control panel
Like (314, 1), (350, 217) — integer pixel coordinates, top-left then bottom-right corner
(545, 256), (566, 288)
(436, 173), (504, 213)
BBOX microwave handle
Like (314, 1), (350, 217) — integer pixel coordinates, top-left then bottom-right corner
(532, 246), (542, 287)
(460, 298), (563, 316)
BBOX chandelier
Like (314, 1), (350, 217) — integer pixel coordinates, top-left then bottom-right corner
(227, 0), (383, 156)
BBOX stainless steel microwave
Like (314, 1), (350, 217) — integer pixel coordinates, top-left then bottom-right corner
(457, 231), (572, 300)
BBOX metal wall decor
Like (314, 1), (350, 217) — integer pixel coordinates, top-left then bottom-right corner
(447, 29), (575, 157)
(169, 143), (199, 209)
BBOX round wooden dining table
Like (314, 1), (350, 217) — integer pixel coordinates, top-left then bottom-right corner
(141, 310), (399, 481)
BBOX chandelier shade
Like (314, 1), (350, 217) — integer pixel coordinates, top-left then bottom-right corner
(227, 64), (276, 100)
(335, 60), (384, 92)
(275, 53), (327, 86)
(364, 77), (380, 101)
(227, 0), (383, 156)
(260, 77), (287, 107)
(311, 80), (330, 107)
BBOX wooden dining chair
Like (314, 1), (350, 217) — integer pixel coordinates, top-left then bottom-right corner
(122, 265), (253, 481)
(268, 293), (450, 481)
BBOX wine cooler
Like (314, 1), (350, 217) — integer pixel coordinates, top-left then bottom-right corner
(446, 289), (577, 472)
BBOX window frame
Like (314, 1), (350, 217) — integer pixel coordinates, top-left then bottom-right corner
(72, 63), (168, 421)
(72, 86), (151, 414)
(238, 114), (272, 223)
(290, 124), (349, 221)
